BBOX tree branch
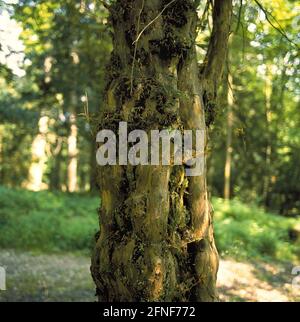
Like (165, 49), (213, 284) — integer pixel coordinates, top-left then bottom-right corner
(200, 0), (233, 93)
(254, 0), (299, 50)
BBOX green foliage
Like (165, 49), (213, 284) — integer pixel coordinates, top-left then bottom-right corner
(1, 0), (299, 206)
(213, 198), (300, 262)
(208, 0), (300, 214)
(0, 185), (299, 265)
(0, 1), (112, 191)
(0, 186), (99, 253)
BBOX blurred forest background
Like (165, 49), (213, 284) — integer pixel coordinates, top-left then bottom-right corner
(0, 0), (300, 301)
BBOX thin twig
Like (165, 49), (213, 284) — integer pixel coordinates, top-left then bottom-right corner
(198, 0), (210, 32)
(84, 91), (90, 123)
(254, 0), (299, 49)
(130, 0), (145, 95)
(78, 91), (90, 122)
(133, 0), (177, 45)
(235, 0), (243, 33)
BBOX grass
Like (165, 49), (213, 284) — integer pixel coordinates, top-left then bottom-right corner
(213, 198), (300, 263)
(0, 186), (99, 254)
(0, 185), (299, 263)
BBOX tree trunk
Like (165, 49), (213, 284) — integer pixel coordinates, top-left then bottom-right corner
(27, 116), (49, 191)
(263, 64), (272, 206)
(91, 0), (232, 302)
(224, 71), (234, 200)
(67, 109), (78, 193)
(50, 136), (63, 190)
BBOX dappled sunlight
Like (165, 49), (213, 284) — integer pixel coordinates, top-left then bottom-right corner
(218, 259), (299, 302)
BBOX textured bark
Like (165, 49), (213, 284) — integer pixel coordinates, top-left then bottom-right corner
(91, 0), (232, 302)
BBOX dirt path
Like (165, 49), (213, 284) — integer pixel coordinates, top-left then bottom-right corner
(0, 250), (94, 302)
(218, 258), (299, 302)
(0, 250), (299, 302)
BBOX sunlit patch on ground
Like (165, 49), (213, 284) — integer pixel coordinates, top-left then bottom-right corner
(218, 259), (300, 302)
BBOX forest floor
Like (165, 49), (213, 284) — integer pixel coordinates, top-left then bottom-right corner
(0, 249), (299, 302)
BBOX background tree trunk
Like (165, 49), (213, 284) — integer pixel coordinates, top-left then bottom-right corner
(224, 71), (234, 200)
(91, 0), (232, 302)
(27, 116), (49, 191)
(49, 136), (63, 190)
(89, 140), (97, 191)
(67, 93), (78, 193)
(263, 64), (272, 206)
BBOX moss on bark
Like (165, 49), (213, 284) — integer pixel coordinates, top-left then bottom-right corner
(91, 0), (232, 302)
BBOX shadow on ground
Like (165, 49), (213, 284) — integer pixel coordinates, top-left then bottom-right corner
(0, 250), (299, 302)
